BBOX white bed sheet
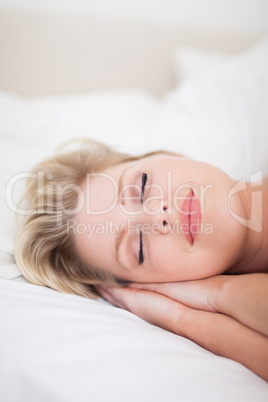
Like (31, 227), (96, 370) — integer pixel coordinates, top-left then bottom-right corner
(1, 278), (268, 402)
(1, 38), (268, 400)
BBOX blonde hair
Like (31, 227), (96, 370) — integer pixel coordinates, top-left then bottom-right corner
(15, 139), (176, 299)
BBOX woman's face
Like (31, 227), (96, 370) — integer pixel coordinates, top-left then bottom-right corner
(74, 155), (247, 282)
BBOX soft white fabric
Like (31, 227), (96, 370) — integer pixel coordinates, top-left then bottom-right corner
(172, 46), (231, 83)
(1, 278), (268, 402)
(159, 36), (268, 178)
(1, 37), (268, 401)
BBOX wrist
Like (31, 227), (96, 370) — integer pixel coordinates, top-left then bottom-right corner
(212, 275), (234, 313)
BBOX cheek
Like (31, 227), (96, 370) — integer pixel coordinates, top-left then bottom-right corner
(149, 235), (184, 270)
(148, 232), (219, 279)
(198, 172), (233, 224)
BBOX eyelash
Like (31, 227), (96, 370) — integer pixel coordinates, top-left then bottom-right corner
(140, 172), (147, 204)
(138, 231), (144, 265)
(138, 172), (147, 265)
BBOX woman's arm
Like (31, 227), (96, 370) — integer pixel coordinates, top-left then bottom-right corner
(127, 273), (268, 337)
(217, 273), (268, 337)
(97, 275), (268, 381)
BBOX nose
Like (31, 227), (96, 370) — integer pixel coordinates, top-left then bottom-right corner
(139, 201), (174, 235)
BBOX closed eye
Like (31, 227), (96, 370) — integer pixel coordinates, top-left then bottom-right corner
(140, 172), (147, 204)
(138, 231), (144, 265)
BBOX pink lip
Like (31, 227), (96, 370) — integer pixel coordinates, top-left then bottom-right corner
(181, 189), (201, 245)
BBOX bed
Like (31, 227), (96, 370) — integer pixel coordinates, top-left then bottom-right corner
(0, 7), (268, 401)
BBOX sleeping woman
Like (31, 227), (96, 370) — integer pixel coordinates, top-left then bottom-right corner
(14, 140), (268, 381)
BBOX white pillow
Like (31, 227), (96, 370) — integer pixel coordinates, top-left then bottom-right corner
(1, 37), (268, 280)
(0, 89), (159, 154)
(172, 37), (268, 85)
(164, 36), (268, 179)
(172, 46), (230, 84)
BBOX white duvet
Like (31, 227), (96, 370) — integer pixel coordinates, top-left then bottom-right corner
(1, 38), (268, 401)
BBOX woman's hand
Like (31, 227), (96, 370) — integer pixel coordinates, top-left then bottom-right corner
(112, 273), (268, 337)
(97, 274), (226, 327)
(96, 274), (268, 381)
(97, 282), (191, 335)
(128, 275), (225, 313)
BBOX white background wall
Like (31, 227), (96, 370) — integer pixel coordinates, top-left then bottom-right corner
(0, 0), (268, 33)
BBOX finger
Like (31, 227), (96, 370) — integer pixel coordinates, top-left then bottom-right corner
(129, 281), (217, 312)
(96, 285), (137, 310)
(129, 281), (187, 300)
(128, 282), (159, 291)
(101, 286), (141, 310)
(102, 286), (191, 334)
(96, 286), (115, 304)
(96, 286), (123, 307)
(97, 285), (193, 337)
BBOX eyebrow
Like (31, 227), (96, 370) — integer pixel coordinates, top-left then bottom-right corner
(117, 166), (130, 205)
(115, 226), (128, 271)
